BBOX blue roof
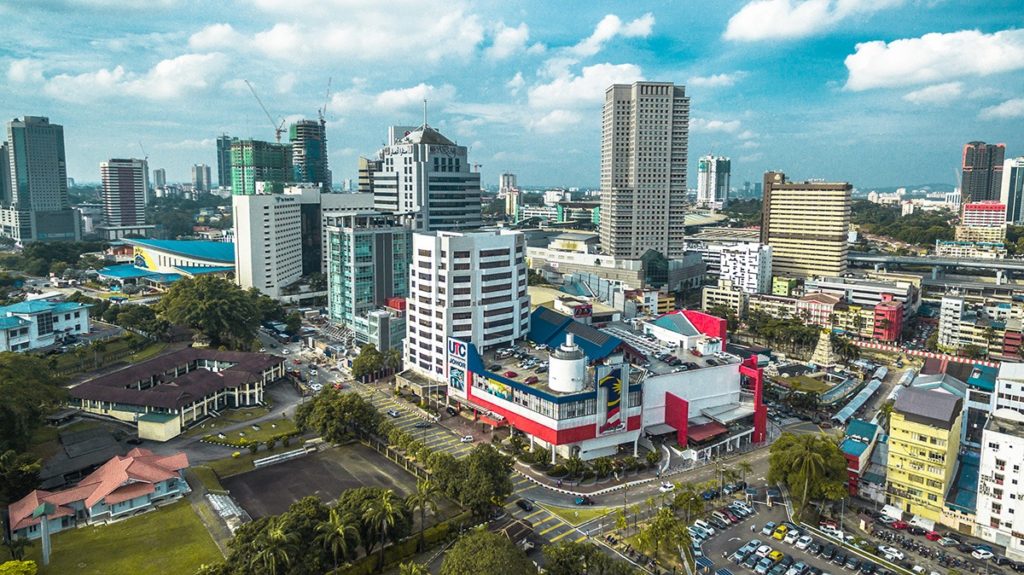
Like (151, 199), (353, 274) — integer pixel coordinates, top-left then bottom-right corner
(840, 437), (869, 457)
(947, 450), (979, 514)
(651, 312), (699, 336)
(98, 264), (159, 279)
(144, 273), (182, 284)
(528, 307), (622, 362)
(832, 378), (883, 424)
(128, 239), (235, 263)
(0, 316), (30, 329)
(1, 300), (86, 315)
(967, 364), (997, 392)
(175, 265), (235, 276)
(51, 302), (89, 313)
(845, 419), (878, 441)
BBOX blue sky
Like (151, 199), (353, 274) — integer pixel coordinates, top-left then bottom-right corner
(2, 0), (1022, 189)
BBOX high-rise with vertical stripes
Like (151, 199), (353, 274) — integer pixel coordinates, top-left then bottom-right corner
(962, 141), (1006, 203)
(599, 82), (689, 259)
(99, 158), (153, 239)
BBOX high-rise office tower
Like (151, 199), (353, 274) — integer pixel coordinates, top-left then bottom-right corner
(962, 141), (1006, 202)
(499, 172), (517, 193)
(760, 171), (851, 278)
(696, 155), (731, 210)
(1001, 157), (1024, 224)
(371, 125), (482, 231)
(230, 139), (292, 195)
(599, 81), (690, 259)
(192, 164), (212, 193)
(290, 120), (330, 188)
(0, 143), (10, 206)
(357, 157), (382, 195)
(0, 116), (80, 242)
(216, 134), (232, 189)
(99, 158), (153, 239)
(152, 168), (166, 189)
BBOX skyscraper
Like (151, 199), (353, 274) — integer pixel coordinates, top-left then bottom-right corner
(1000, 157), (1024, 224)
(371, 124), (482, 231)
(290, 120), (330, 188)
(216, 134), (232, 189)
(0, 143), (9, 206)
(962, 141), (1006, 202)
(0, 116), (80, 242)
(760, 171), (851, 278)
(98, 158), (153, 239)
(357, 156), (381, 194)
(499, 172), (517, 193)
(696, 155), (731, 210)
(152, 168), (166, 189)
(230, 139), (292, 195)
(191, 164), (212, 193)
(599, 81), (689, 259)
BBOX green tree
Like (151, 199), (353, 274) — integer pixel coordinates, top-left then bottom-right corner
(0, 561), (37, 575)
(591, 457), (613, 478)
(285, 312), (303, 335)
(295, 388), (383, 441)
(363, 490), (404, 572)
(382, 348), (403, 373)
(962, 343), (987, 359)
(671, 482), (704, 524)
(406, 478), (442, 551)
(737, 461), (754, 484)
(249, 519), (299, 575)
(0, 353), (65, 455)
(156, 276), (259, 348)
(3, 538), (33, 562)
(352, 344), (384, 380)
(645, 450), (662, 468)
(544, 540), (637, 575)
(563, 454), (586, 478)
(399, 562), (429, 575)
(879, 402), (895, 432)
(767, 432), (848, 518)
(427, 451), (464, 501)
(440, 530), (535, 575)
(0, 451), (41, 506)
(460, 444), (514, 517)
(316, 507), (359, 572)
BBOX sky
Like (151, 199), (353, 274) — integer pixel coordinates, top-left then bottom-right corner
(2, 1), (1023, 190)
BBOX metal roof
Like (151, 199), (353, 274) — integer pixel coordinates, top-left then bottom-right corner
(894, 386), (963, 428)
(832, 379), (883, 424)
(126, 239), (235, 263)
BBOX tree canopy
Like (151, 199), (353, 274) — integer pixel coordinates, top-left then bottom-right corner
(544, 540), (637, 575)
(295, 388), (384, 441)
(439, 530), (535, 575)
(459, 444), (515, 517)
(155, 276), (269, 348)
(851, 200), (955, 247)
(0, 353), (65, 454)
(767, 432), (848, 517)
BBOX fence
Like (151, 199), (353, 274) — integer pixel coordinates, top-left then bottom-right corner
(362, 436), (430, 481)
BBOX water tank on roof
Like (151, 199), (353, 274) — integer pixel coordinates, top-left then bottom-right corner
(548, 333), (587, 393)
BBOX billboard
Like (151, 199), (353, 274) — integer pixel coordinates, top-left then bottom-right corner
(446, 338), (469, 395)
(598, 367), (626, 435)
(484, 378), (512, 401)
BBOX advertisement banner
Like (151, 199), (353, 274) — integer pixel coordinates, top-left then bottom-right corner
(599, 368), (625, 435)
(446, 338), (468, 394)
(485, 378), (512, 401)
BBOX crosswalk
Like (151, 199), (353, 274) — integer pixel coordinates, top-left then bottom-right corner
(349, 381), (592, 547)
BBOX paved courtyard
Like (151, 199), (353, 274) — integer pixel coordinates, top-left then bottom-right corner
(223, 443), (420, 518)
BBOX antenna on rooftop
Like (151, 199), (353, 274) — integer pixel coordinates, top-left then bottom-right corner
(423, 98), (428, 128)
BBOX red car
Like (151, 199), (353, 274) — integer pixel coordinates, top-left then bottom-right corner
(891, 520), (909, 530)
(524, 376), (539, 384)
(503, 371), (518, 378)
(925, 531), (941, 541)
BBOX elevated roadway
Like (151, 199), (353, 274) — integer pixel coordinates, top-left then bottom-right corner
(849, 252), (1024, 273)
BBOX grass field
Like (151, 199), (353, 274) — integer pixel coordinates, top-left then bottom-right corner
(784, 375), (831, 393)
(540, 503), (612, 526)
(182, 406), (272, 439)
(23, 500), (222, 575)
(190, 465), (226, 492)
(205, 443), (295, 478)
(50, 335), (162, 374)
(26, 425), (61, 460)
(202, 417), (297, 447)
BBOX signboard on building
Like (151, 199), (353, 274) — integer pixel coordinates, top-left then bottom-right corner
(446, 338), (469, 395)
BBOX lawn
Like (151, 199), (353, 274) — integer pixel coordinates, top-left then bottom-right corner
(205, 443), (297, 478)
(202, 417), (298, 447)
(182, 406), (272, 439)
(784, 375), (831, 393)
(126, 342), (168, 362)
(26, 425), (61, 461)
(539, 503), (612, 526)
(51, 334), (149, 374)
(190, 465), (226, 492)
(24, 500), (222, 575)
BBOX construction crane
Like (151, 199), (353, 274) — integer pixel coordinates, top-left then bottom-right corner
(137, 141), (148, 163)
(244, 79), (285, 143)
(318, 77), (332, 128)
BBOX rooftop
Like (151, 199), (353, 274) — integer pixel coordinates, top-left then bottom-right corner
(0, 300), (90, 315)
(125, 238), (235, 264)
(396, 125), (455, 146)
(846, 418), (879, 441)
(687, 227), (760, 242)
(894, 386), (963, 428)
(986, 408), (1024, 437)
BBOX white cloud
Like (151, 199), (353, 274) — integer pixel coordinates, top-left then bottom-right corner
(154, 138), (215, 150)
(690, 118), (743, 134)
(276, 72), (297, 94)
(901, 82), (963, 105)
(724, 0), (904, 42)
(979, 98), (1024, 120)
(40, 53), (228, 102)
(845, 29), (1024, 91)
(376, 83), (456, 111)
(7, 58), (45, 83)
(737, 130), (758, 140)
(528, 62), (643, 110)
(486, 22), (530, 60)
(740, 141), (761, 149)
(688, 71), (747, 88)
(188, 23), (244, 50)
(569, 13), (654, 57)
(529, 110), (583, 134)
(506, 72), (525, 95)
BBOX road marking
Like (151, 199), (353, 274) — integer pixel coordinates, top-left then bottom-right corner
(524, 510), (546, 521)
(549, 529), (575, 542)
(540, 523), (561, 536)
(574, 534), (588, 543)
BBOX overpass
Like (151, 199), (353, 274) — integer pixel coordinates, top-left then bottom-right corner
(849, 252), (1024, 273)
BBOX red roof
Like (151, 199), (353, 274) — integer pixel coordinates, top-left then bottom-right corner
(687, 421), (729, 443)
(7, 448), (188, 532)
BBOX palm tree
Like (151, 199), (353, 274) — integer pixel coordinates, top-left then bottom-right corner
(251, 519), (298, 575)
(879, 402), (895, 432)
(564, 455), (586, 479)
(793, 435), (827, 515)
(399, 562), (429, 575)
(672, 483), (704, 524)
(406, 478), (441, 551)
(316, 508), (360, 572)
(364, 490), (403, 572)
(737, 461), (754, 484)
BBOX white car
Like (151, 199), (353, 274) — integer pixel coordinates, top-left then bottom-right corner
(877, 545), (904, 561)
(659, 482), (675, 493)
(460, 435), (474, 443)
(755, 545), (772, 558)
(820, 526), (844, 540)
(795, 535), (813, 550)
(282, 349), (291, 355)
(694, 520), (716, 537)
(310, 383), (323, 392)
(784, 530), (801, 545)
(972, 550), (994, 561)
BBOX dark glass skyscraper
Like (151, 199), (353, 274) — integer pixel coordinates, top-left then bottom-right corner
(216, 134), (232, 189)
(961, 141), (1006, 202)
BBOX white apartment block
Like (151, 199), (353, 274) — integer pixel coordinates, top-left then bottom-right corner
(995, 363), (1024, 415)
(0, 300), (91, 352)
(233, 186), (374, 298)
(371, 125), (482, 232)
(405, 230), (530, 380)
(938, 295), (966, 350)
(976, 407), (1024, 561)
(719, 242), (771, 294)
(599, 82), (690, 259)
(696, 155), (731, 210)
(805, 275), (919, 315)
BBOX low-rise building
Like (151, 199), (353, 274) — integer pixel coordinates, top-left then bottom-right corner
(68, 349), (285, 441)
(805, 275), (919, 316)
(939, 295), (1023, 359)
(841, 419), (881, 496)
(747, 293), (797, 319)
(935, 240), (1007, 260)
(976, 408), (1024, 560)
(97, 238), (236, 288)
(701, 279), (747, 317)
(796, 292), (842, 326)
(0, 300), (91, 352)
(8, 449), (189, 540)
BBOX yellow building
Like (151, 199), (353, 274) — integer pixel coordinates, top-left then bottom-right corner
(760, 171), (851, 278)
(886, 387), (963, 522)
(833, 305), (876, 339)
(702, 279), (747, 317)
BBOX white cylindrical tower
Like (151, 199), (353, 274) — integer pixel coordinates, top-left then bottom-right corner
(547, 333), (587, 393)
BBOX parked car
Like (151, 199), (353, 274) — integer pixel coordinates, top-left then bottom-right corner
(524, 376), (539, 385)
(413, 422), (431, 428)
(795, 536), (813, 550)
(786, 562), (808, 575)
(820, 544), (836, 560)
(860, 562), (876, 574)
(460, 435), (474, 443)
(756, 558), (774, 575)
(694, 520), (716, 537)
(891, 520), (909, 530)
(503, 371), (518, 378)
(756, 545), (773, 558)
(937, 537), (958, 547)
(387, 409), (401, 418)
(744, 554), (761, 570)
(973, 550), (995, 561)
(702, 488), (720, 500)
(769, 550), (784, 562)
(924, 531), (941, 541)
(574, 495), (595, 506)
(877, 546), (904, 561)
(761, 522), (778, 536)
(784, 530), (801, 545)
(659, 482), (675, 493)
(907, 526), (926, 536)
(845, 557), (862, 571)
(773, 525), (789, 541)
(516, 499), (534, 512)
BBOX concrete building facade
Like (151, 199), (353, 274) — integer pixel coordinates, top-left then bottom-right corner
(696, 155), (731, 210)
(1001, 157), (1024, 224)
(230, 139), (291, 195)
(962, 141), (1006, 203)
(719, 242), (771, 294)
(99, 158), (153, 239)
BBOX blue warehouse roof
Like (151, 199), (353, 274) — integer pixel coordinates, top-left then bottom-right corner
(840, 437), (869, 458)
(174, 265), (235, 276)
(528, 307), (623, 362)
(127, 239), (235, 263)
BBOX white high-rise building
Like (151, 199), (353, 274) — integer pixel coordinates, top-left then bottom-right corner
(599, 82), (690, 259)
(371, 125), (482, 231)
(98, 158), (154, 239)
(405, 229), (530, 380)
(233, 186), (374, 298)
(192, 164), (212, 193)
(1000, 157), (1024, 224)
(938, 294), (965, 350)
(696, 155), (731, 210)
(995, 362), (1024, 414)
(976, 405), (1024, 561)
(719, 243), (771, 294)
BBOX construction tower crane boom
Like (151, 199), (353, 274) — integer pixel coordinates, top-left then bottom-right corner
(244, 79), (285, 143)
(319, 77), (332, 127)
